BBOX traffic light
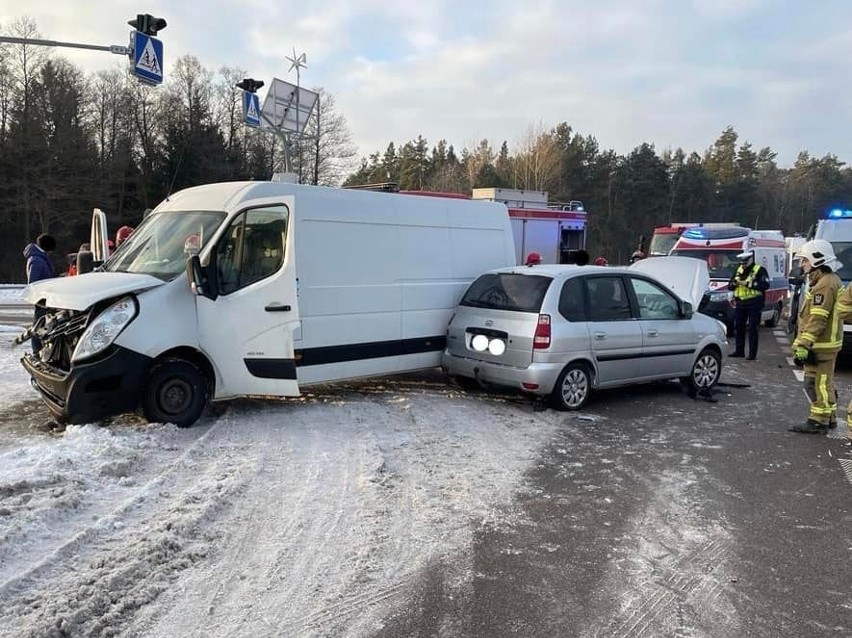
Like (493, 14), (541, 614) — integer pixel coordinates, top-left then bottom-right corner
(236, 78), (264, 93)
(128, 13), (167, 36)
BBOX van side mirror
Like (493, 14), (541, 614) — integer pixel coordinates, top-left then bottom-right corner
(186, 254), (218, 301)
(680, 300), (694, 319)
(76, 250), (95, 274)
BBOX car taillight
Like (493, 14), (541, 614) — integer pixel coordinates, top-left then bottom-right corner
(533, 314), (551, 349)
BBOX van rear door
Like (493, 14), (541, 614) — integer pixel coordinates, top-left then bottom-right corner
(196, 198), (301, 398)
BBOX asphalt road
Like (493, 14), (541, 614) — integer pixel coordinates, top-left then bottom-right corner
(375, 326), (852, 637)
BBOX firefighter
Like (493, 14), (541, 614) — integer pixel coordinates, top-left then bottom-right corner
(727, 250), (770, 360)
(790, 239), (843, 434)
(834, 271), (852, 446)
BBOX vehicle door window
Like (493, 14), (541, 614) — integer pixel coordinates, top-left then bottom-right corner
(629, 277), (681, 319)
(217, 205), (288, 295)
(558, 277), (587, 321)
(586, 276), (631, 322)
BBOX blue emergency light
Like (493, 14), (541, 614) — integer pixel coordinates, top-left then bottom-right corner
(826, 208), (852, 219)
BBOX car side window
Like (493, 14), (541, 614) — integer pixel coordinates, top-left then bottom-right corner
(558, 277), (587, 321)
(586, 276), (632, 322)
(217, 205), (288, 295)
(629, 277), (680, 319)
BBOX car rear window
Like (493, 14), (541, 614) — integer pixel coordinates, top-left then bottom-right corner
(460, 273), (552, 312)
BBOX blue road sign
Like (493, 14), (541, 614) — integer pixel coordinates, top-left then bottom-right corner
(131, 31), (163, 85)
(243, 92), (261, 127)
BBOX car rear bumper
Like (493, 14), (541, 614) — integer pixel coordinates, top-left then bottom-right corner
(441, 350), (564, 395)
(21, 345), (152, 424)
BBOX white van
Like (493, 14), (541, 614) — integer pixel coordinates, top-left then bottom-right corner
(19, 181), (515, 427)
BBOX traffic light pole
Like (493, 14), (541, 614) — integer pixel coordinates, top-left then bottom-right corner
(0, 35), (130, 56)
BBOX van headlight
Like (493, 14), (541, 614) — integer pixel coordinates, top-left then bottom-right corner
(73, 296), (138, 362)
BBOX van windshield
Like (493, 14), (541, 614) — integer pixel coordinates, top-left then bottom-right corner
(460, 273), (552, 312)
(103, 210), (227, 280)
(669, 249), (739, 280)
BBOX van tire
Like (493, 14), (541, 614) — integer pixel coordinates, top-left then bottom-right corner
(764, 303), (782, 328)
(142, 358), (208, 428)
(682, 348), (721, 394)
(551, 363), (592, 411)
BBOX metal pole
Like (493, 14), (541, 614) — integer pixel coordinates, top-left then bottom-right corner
(0, 35), (130, 55)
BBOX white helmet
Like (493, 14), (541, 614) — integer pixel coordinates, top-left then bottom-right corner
(797, 239), (842, 272)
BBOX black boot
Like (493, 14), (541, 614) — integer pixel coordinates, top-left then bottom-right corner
(789, 419), (828, 434)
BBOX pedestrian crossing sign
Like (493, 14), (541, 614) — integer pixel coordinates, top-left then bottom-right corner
(131, 31), (164, 85)
(243, 92), (261, 127)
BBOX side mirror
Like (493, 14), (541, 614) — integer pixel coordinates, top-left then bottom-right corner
(186, 255), (218, 301)
(680, 300), (694, 319)
(77, 250), (95, 275)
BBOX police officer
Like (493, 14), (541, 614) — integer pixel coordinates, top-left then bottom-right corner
(727, 250), (770, 360)
(790, 239), (843, 434)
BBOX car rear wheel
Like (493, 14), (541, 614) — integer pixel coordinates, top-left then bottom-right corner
(551, 363), (592, 411)
(764, 302), (782, 328)
(142, 358), (209, 428)
(683, 348), (721, 393)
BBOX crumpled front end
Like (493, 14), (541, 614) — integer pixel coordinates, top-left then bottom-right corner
(17, 305), (151, 424)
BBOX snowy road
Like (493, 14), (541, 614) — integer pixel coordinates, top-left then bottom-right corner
(0, 337), (561, 637)
(0, 316), (849, 637)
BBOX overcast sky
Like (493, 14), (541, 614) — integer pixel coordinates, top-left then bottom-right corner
(2, 0), (851, 166)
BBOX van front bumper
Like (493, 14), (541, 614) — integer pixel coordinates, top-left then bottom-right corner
(22, 345), (153, 424)
(441, 351), (564, 396)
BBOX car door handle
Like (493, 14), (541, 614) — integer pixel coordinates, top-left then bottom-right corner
(594, 332), (607, 340)
(265, 304), (291, 312)
(647, 329), (659, 337)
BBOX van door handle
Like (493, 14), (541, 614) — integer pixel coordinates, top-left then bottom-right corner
(594, 332), (607, 340)
(647, 329), (659, 337)
(265, 304), (291, 312)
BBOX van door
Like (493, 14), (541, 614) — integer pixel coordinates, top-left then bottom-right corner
(584, 275), (642, 383)
(196, 199), (301, 398)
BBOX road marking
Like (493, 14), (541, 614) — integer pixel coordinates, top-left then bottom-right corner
(773, 330), (787, 337)
(793, 370), (804, 382)
(839, 458), (852, 488)
(786, 357), (795, 367)
(776, 337), (789, 344)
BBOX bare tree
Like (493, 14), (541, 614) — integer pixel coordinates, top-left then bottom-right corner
(294, 87), (357, 186)
(513, 121), (561, 191)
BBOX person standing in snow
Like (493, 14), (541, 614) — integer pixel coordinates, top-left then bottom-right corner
(24, 234), (56, 353)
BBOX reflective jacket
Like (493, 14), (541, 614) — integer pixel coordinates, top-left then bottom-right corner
(727, 262), (770, 304)
(794, 269), (843, 354)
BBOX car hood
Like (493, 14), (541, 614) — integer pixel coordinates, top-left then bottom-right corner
(629, 256), (710, 307)
(25, 272), (165, 310)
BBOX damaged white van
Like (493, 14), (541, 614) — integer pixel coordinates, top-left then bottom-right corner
(18, 181), (515, 427)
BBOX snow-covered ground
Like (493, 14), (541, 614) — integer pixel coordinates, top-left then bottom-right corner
(0, 307), (566, 636)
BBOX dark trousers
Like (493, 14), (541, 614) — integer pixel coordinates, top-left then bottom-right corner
(31, 305), (47, 354)
(733, 300), (762, 357)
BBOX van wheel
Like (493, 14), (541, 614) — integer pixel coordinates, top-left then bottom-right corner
(142, 358), (208, 428)
(764, 303), (782, 328)
(682, 348), (721, 394)
(551, 363), (592, 411)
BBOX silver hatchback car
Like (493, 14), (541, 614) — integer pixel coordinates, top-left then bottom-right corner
(442, 262), (727, 409)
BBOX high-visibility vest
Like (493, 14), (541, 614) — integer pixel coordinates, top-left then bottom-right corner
(733, 264), (762, 301)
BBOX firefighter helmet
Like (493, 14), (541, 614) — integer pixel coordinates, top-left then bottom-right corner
(525, 252), (542, 266)
(797, 239), (841, 272)
(116, 225), (134, 246)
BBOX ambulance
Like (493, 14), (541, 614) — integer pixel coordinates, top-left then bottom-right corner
(669, 226), (787, 334)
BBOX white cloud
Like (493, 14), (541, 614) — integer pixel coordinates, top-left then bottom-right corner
(2, 0), (851, 164)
